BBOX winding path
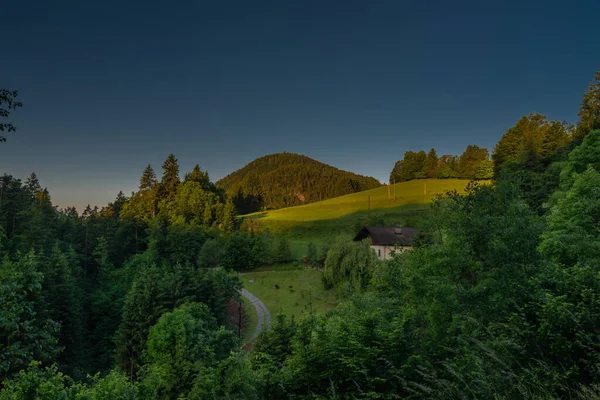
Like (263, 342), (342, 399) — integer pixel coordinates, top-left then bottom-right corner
(240, 288), (271, 343)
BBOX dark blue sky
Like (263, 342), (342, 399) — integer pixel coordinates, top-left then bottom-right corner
(2, 0), (599, 210)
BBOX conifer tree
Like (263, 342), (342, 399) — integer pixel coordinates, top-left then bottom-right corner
(160, 154), (180, 201)
(184, 164), (211, 190)
(576, 71), (600, 139)
(139, 164), (157, 190)
(24, 172), (41, 200)
(423, 148), (439, 178)
(222, 198), (236, 234)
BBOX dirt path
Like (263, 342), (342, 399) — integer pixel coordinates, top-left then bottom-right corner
(241, 288), (271, 343)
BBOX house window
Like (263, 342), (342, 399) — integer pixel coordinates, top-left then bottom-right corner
(378, 249), (381, 257)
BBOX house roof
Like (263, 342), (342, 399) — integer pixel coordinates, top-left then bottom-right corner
(353, 226), (420, 246)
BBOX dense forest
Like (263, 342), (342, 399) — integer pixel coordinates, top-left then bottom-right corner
(0, 71), (600, 399)
(216, 152), (382, 213)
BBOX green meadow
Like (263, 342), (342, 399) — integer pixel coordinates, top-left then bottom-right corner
(243, 179), (472, 258)
(241, 269), (339, 320)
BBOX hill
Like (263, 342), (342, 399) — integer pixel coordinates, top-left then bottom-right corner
(243, 178), (473, 258)
(216, 152), (382, 213)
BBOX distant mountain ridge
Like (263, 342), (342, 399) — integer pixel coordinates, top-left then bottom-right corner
(217, 152), (382, 212)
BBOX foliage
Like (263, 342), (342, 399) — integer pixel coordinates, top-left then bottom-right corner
(576, 71), (600, 139)
(492, 113), (572, 176)
(115, 262), (240, 379)
(142, 302), (237, 399)
(273, 237), (291, 264)
(198, 238), (222, 268)
(0, 89), (23, 143)
(323, 238), (380, 292)
(390, 144), (490, 182)
(217, 152), (381, 211)
(0, 254), (60, 383)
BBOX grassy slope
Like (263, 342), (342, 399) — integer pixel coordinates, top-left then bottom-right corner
(242, 269), (339, 320)
(244, 179), (472, 258)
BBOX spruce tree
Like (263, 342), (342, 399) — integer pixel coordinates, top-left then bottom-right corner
(139, 164), (157, 190)
(222, 198), (236, 234)
(161, 154), (180, 200)
(423, 148), (439, 178)
(184, 164), (211, 190)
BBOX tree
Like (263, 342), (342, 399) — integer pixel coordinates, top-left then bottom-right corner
(140, 164), (158, 190)
(184, 164), (211, 191)
(323, 239), (379, 292)
(389, 160), (403, 183)
(423, 148), (439, 178)
(576, 71), (600, 139)
(222, 198), (236, 234)
(42, 244), (85, 377)
(24, 173), (41, 200)
(221, 231), (253, 271)
(198, 238), (222, 268)
(492, 113), (571, 176)
(142, 302), (237, 399)
(473, 159), (493, 180)
(273, 237), (291, 264)
(160, 154), (180, 202)
(0, 254), (60, 382)
(457, 145), (489, 179)
(395, 150), (427, 181)
(253, 313), (296, 364)
(0, 89), (23, 143)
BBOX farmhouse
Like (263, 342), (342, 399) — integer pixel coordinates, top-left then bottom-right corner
(353, 226), (420, 260)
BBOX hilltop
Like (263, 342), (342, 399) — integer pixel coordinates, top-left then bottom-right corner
(216, 152), (382, 212)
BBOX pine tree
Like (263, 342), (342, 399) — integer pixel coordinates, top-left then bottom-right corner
(576, 71), (600, 139)
(184, 164), (211, 190)
(160, 154), (180, 200)
(222, 198), (236, 234)
(25, 172), (41, 200)
(423, 148), (439, 178)
(139, 164), (157, 190)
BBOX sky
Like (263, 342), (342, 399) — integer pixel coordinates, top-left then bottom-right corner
(2, 0), (599, 210)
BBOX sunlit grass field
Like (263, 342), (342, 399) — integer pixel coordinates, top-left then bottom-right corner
(243, 179), (473, 258)
(250, 179), (471, 222)
(241, 269), (339, 320)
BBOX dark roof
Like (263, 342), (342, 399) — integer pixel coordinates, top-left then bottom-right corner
(353, 226), (420, 246)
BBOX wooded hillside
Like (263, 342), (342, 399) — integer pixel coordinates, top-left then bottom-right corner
(216, 152), (382, 213)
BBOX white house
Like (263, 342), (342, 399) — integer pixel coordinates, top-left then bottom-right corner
(353, 225), (420, 260)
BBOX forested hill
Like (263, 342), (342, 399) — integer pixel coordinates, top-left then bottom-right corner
(216, 152), (382, 212)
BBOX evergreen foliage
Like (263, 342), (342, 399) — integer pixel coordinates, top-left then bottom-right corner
(217, 152), (381, 211)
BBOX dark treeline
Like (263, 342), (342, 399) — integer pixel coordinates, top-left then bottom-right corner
(1, 71), (600, 399)
(389, 144), (493, 182)
(216, 152), (382, 213)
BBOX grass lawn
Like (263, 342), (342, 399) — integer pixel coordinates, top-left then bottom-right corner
(241, 269), (340, 320)
(243, 179), (474, 258)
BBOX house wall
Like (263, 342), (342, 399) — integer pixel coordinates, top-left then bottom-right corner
(371, 245), (412, 260)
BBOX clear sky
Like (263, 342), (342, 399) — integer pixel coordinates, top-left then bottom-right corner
(2, 0), (599, 210)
